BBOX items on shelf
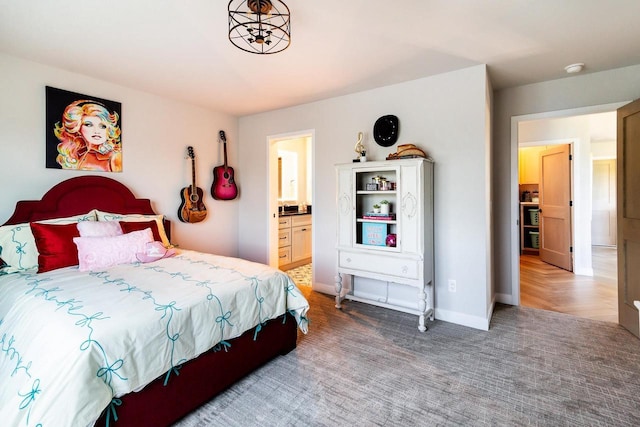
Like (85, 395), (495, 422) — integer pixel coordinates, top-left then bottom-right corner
(362, 222), (387, 246)
(354, 131), (366, 162)
(366, 176), (395, 191)
(362, 212), (396, 220)
(519, 202), (540, 254)
(530, 231), (540, 249)
(379, 199), (390, 214)
(385, 233), (397, 247)
(386, 144), (427, 160)
(531, 190), (539, 203)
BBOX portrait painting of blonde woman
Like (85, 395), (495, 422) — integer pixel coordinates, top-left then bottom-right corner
(46, 86), (122, 172)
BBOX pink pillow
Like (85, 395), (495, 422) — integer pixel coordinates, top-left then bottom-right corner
(77, 221), (123, 237)
(135, 241), (177, 263)
(30, 222), (81, 273)
(73, 228), (153, 272)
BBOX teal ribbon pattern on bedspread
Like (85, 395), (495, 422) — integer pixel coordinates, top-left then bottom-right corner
(0, 249), (309, 427)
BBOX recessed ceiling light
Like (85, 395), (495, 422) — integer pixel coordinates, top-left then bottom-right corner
(565, 63), (585, 74)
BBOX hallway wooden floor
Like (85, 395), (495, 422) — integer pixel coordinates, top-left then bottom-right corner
(520, 246), (618, 323)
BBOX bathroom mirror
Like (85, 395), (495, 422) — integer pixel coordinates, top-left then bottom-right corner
(278, 150), (298, 201)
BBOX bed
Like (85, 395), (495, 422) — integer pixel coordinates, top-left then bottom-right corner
(0, 175), (309, 427)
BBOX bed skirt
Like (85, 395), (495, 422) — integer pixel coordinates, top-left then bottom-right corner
(95, 313), (298, 427)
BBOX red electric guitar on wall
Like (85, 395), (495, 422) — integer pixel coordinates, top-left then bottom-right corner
(211, 130), (238, 200)
(178, 146), (207, 223)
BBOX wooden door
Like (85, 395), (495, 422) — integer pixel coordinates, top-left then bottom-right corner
(617, 99), (640, 337)
(592, 159), (617, 246)
(539, 144), (573, 271)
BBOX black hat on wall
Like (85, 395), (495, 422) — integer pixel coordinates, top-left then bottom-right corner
(373, 115), (399, 147)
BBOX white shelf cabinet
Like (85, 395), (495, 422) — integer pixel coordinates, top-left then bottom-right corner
(335, 158), (434, 331)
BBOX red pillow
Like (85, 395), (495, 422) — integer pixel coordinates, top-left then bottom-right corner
(119, 221), (162, 243)
(30, 222), (81, 273)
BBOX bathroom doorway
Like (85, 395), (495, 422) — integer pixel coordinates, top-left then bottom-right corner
(267, 130), (314, 286)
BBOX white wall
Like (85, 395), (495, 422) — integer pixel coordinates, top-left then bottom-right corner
(237, 65), (494, 330)
(493, 64), (640, 301)
(0, 53), (239, 255)
(591, 140), (616, 159)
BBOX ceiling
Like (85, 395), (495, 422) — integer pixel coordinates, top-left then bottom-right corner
(2, 0), (640, 116)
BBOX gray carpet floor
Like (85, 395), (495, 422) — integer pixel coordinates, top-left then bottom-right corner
(175, 287), (640, 426)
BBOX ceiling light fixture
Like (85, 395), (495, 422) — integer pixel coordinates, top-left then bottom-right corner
(564, 63), (585, 74)
(228, 0), (291, 54)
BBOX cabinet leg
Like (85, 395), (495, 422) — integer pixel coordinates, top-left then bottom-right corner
(417, 288), (427, 332)
(418, 315), (427, 333)
(335, 273), (343, 309)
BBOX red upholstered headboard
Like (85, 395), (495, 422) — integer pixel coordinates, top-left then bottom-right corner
(3, 176), (170, 239)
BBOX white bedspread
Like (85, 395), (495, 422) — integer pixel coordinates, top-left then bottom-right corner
(0, 249), (309, 427)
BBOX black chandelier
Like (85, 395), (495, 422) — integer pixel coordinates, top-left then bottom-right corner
(228, 0), (291, 54)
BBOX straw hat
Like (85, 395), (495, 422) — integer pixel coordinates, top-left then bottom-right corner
(386, 144), (427, 160)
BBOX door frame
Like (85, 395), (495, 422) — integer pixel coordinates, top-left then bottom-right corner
(267, 129), (315, 268)
(519, 140), (575, 272)
(510, 102), (628, 305)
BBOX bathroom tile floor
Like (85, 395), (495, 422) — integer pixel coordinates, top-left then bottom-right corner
(285, 263), (312, 287)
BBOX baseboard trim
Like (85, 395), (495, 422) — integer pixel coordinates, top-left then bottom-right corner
(315, 283), (491, 331)
(313, 282), (336, 296)
(496, 292), (516, 305)
(434, 307), (490, 331)
(574, 267), (594, 276)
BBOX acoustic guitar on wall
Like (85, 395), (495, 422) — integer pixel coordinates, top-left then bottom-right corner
(178, 146), (207, 223)
(211, 130), (238, 200)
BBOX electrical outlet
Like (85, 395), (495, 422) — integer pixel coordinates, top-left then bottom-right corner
(448, 279), (457, 293)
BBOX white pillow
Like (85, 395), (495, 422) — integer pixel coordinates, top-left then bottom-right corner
(0, 212), (97, 274)
(77, 220), (123, 237)
(95, 210), (170, 247)
(74, 228), (154, 272)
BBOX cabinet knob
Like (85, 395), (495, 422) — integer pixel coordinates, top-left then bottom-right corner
(346, 257), (351, 263)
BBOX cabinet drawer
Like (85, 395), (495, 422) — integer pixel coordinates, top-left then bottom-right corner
(339, 251), (419, 280)
(292, 214), (312, 227)
(278, 229), (291, 248)
(278, 217), (292, 229)
(278, 247), (291, 266)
